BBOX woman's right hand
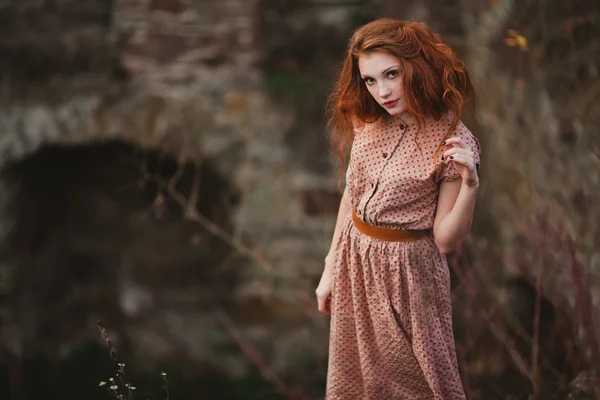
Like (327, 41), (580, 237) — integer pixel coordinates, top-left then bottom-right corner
(316, 257), (335, 316)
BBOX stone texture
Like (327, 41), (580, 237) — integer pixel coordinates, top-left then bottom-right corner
(149, 0), (184, 13)
(115, 0), (260, 96)
(0, 1), (340, 394)
(0, 0), (114, 83)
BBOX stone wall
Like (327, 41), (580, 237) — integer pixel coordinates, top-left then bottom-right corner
(0, 1), (352, 396)
(115, 0), (261, 97)
(0, 0), (114, 83)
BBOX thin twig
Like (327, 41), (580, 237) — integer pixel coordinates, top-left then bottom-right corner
(159, 177), (276, 277)
(213, 308), (307, 400)
(97, 320), (118, 360)
(131, 153), (278, 289)
(531, 212), (547, 396)
(487, 317), (532, 380)
(168, 148), (187, 191)
(568, 239), (600, 399)
(187, 162), (202, 217)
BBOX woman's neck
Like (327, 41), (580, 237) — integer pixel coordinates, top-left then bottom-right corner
(395, 112), (418, 127)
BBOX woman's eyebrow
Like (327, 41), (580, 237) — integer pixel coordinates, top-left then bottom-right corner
(360, 64), (401, 79)
(381, 65), (400, 74)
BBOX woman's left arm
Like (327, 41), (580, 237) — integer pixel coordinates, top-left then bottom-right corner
(433, 136), (480, 254)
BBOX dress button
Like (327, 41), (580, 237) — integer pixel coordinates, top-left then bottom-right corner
(399, 123), (407, 130)
(382, 152), (388, 158)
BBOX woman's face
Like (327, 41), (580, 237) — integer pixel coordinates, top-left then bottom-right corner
(358, 51), (409, 119)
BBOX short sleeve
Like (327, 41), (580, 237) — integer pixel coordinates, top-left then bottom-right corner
(434, 125), (481, 183)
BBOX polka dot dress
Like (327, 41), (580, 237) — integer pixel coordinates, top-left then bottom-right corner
(326, 112), (480, 400)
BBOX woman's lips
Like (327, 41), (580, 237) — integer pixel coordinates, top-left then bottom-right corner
(383, 99), (399, 107)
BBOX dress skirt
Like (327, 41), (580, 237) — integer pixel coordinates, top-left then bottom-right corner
(325, 215), (466, 400)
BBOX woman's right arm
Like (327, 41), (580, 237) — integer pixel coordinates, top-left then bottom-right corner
(324, 186), (352, 264)
(316, 186), (352, 315)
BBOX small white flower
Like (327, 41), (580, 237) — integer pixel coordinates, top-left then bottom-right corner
(109, 378), (114, 382)
(99, 381), (106, 387)
(110, 385), (118, 390)
(161, 371), (167, 376)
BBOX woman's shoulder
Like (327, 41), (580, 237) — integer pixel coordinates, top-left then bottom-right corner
(351, 118), (379, 136)
(433, 113), (481, 155)
(423, 113), (476, 139)
(352, 115), (381, 135)
(451, 117), (480, 151)
(352, 117), (366, 134)
(418, 114), (480, 156)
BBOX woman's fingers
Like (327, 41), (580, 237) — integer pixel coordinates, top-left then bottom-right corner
(442, 146), (469, 157)
(442, 136), (470, 149)
(445, 153), (474, 170)
(316, 291), (331, 315)
(317, 295), (331, 316)
(442, 136), (479, 185)
(442, 147), (474, 167)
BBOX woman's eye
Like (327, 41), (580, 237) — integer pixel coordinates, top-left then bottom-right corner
(363, 78), (374, 85)
(387, 70), (398, 78)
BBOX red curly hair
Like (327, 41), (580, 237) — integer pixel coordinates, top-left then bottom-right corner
(327, 18), (476, 185)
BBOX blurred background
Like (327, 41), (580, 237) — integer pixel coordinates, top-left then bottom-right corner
(0, 0), (598, 399)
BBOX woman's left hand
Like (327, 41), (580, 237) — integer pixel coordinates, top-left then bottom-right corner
(442, 136), (479, 187)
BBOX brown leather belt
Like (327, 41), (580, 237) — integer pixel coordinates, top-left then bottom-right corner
(352, 211), (429, 242)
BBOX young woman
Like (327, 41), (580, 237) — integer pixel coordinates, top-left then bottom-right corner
(316, 18), (481, 399)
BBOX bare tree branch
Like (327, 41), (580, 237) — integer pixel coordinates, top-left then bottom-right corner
(214, 308), (307, 400)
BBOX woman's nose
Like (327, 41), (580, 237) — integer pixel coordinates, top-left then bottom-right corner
(379, 84), (391, 98)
